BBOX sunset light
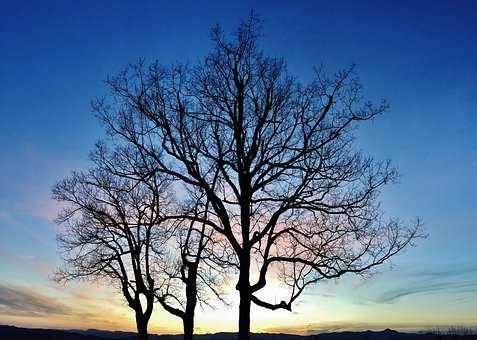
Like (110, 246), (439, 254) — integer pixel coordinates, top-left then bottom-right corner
(1, 2), (476, 340)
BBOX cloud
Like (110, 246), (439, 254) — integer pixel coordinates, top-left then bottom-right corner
(409, 264), (477, 280)
(0, 250), (55, 278)
(369, 263), (477, 304)
(374, 281), (477, 304)
(0, 281), (147, 331)
(0, 283), (71, 317)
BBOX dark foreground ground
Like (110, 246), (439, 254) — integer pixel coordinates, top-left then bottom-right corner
(1, 325), (476, 340)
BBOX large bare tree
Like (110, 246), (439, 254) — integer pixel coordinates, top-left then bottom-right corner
(93, 16), (423, 340)
(53, 153), (171, 340)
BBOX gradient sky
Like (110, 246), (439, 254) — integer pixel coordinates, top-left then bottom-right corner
(1, 0), (476, 334)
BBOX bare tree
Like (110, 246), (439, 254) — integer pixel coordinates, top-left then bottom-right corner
(93, 16), (423, 340)
(66, 145), (230, 340)
(155, 193), (229, 340)
(53, 156), (171, 340)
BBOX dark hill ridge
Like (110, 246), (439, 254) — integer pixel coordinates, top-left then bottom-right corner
(0, 325), (105, 339)
(0, 325), (476, 340)
(69, 329), (139, 339)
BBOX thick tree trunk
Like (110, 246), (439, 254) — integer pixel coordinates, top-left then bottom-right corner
(183, 265), (198, 340)
(238, 287), (251, 340)
(136, 314), (149, 340)
(238, 255), (251, 340)
(183, 314), (194, 340)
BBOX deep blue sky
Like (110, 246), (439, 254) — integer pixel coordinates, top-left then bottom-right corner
(0, 0), (476, 332)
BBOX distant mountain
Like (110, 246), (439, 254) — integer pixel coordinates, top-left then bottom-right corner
(0, 325), (105, 339)
(69, 329), (139, 339)
(1, 325), (476, 340)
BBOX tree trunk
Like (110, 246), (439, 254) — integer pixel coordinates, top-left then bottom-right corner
(183, 314), (194, 340)
(183, 265), (198, 340)
(238, 255), (251, 340)
(136, 314), (149, 340)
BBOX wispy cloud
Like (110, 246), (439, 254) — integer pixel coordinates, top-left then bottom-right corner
(0, 249), (55, 278)
(0, 283), (71, 317)
(0, 282), (129, 330)
(373, 280), (477, 304)
(368, 263), (477, 304)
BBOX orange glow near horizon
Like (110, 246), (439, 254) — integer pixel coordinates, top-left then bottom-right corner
(1, 279), (476, 335)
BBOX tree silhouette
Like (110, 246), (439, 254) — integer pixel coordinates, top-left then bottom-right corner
(93, 16), (423, 340)
(53, 159), (171, 340)
(55, 144), (229, 340)
(154, 192), (229, 340)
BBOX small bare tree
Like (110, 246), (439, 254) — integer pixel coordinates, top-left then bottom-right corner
(155, 193), (229, 340)
(93, 16), (423, 340)
(53, 156), (171, 340)
(58, 145), (230, 340)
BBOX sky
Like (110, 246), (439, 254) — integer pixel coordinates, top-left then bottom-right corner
(0, 0), (476, 334)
